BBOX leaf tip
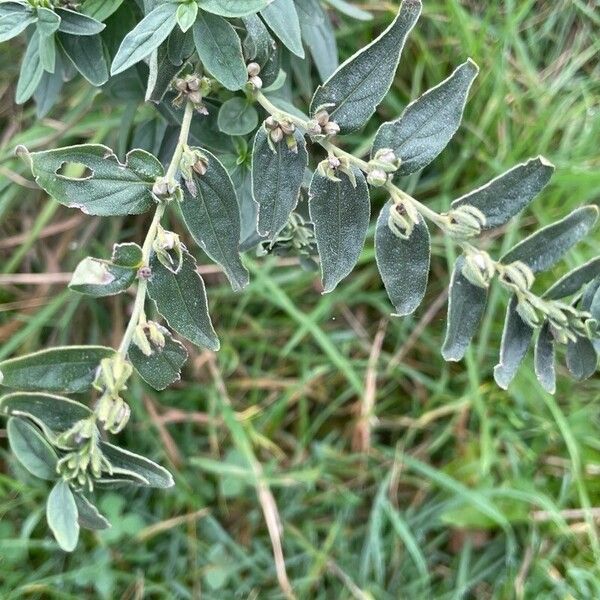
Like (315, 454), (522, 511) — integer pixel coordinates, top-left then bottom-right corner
(492, 364), (510, 390)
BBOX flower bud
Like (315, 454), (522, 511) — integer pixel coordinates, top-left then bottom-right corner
(264, 116), (278, 130)
(387, 201), (418, 239)
(247, 62), (261, 77)
(462, 250), (496, 288)
(186, 76), (200, 92)
(322, 120), (340, 137)
(367, 168), (388, 187)
(516, 296), (542, 328)
(279, 120), (295, 135)
(500, 260), (535, 293)
(249, 75), (263, 89)
(138, 266), (152, 280)
(371, 148), (402, 173)
(306, 119), (322, 136)
(314, 109), (330, 126)
(444, 204), (486, 239)
(270, 127), (284, 143)
(153, 225), (184, 273)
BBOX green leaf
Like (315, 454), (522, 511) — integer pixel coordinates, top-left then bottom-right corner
(242, 13), (272, 63)
(23, 143), (164, 216)
(179, 148), (249, 291)
(129, 330), (188, 391)
(372, 59), (478, 175)
(566, 336), (597, 381)
(147, 248), (220, 350)
(217, 97), (259, 136)
(0, 346), (115, 394)
(310, 167), (370, 293)
(111, 3), (178, 75)
(59, 33), (109, 85)
(33, 62), (64, 118)
(534, 322), (556, 394)
(16, 34), (44, 104)
(69, 257), (137, 297)
(442, 256), (487, 361)
(493, 296), (533, 389)
(56, 7), (104, 35)
(176, 1), (197, 32)
(82, 0), (124, 22)
(452, 157), (555, 229)
(501, 206), (598, 273)
(100, 442), (174, 488)
(36, 8), (60, 73)
(47, 480), (79, 552)
(375, 200), (430, 316)
(309, 0), (421, 133)
(251, 126), (308, 240)
(146, 42), (184, 103)
(7, 418), (58, 480)
(0, 1), (37, 43)
(73, 494), (111, 530)
(260, 0), (304, 58)
(192, 11), (247, 91)
(198, 0), (274, 17)
(543, 257), (600, 300)
(324, 0), (372, 20)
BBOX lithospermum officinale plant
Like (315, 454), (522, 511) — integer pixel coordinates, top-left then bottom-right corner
(0, 0), (598, 552)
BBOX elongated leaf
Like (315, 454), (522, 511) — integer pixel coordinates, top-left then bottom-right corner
(7, 418), (58, 480)
(69, 257), (137, 297)
(129, 331), (188, 391)
(501, 206), (598, 273)
(543, 257), (600, 300)
(16, 34), (43, 104)
(180, 149), (248, 291)
(74, 494), (111, 530)
(452, 157), (555, 229)
(309, 167), (370, 293)
(147, 249), (220, 350)
(33, 62), (64, 118)
(535, 322), (556, 394)
(198, 0), (274, 17)
(251, 127), (307, 240)
(24, 143), (163, 216)
(0, 1), (36, 43)
(375, 200), (430, 315)
(324, 0), (372, 20)
(0, 346), (114, 393)
(111, 3), (178, 75)
(193, 12), (247, 91)
(56, 7), (104, 35)
(261, 0), (304, 58)
(493, 296), (534, 389)
(59, 33), (108, 86)
(372, 60), (478, 175)
(217, 97), (259, 136)
(146, 42), (184, 103)
(100, 442), (174, 488)
(82, 0), (124, 22)
(47, 480), (79, 552)
(566, 336), (597, 381)
(309, 0), (421, 132)
(243, 12), (272, 63)
(442, 256), (487, 361)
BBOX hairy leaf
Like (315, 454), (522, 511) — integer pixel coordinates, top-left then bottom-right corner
(372, 60), (478, 175)
(534, 322), (556, 394)
(16, 34), (43, 104)
(0, 346), (114, 394)
(56, 7), (104, 35)
(217, 97), (259, 136)
(176, 1), (198, 33)
(69, 257), (137, 297)
(324, 0), (372, 20)
(198, 0), (274, 17)
(24, 144), (164, 216)
(47, 480), (79, 552)
(59, 33), (109, 86)
(0, 1), (36, 43)
(74, 494), (111, 530)
(309, 0), (421, 132)
(543, 257), (600, 300)
(261, 0), (304, 58)
(375, 200), (430, 315)
(33, 61), (64, 118)
(7, 418), (58, 480)
(452, 157), (555, 229)
(82, 0), (124, 22)
(566, 336), (597, 381)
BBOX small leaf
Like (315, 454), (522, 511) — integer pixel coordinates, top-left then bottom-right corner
(147, 248), (220, 350)
(375, 200), (430, 316)
(179, 149), (249, 291)
(543, 257), (600, 300)
(16, 34), (44, 104)
(55, 7), (105, 35)
(260, 0), (304, 58)
(501, 206), (598, 273)
(0, 346), (115, 394)
(7, 418), (58, 480)
(73, 494), (111, 531)
(534, 322), (556, 394)
(217, 97), (259, 136)
(176, 1), (198, 33)
(493, 296), (534, 389)
(442, 256), (487, 361)
(69, 257), (137, 297)
(0, 1), (37, 43)
(111, 3), (178, 75)
(129, 331), (188, 391)
(47, 480), (80, 552)
(59, 33), (109, 86)
(24, 143), (164, 216)
(372, 60), (478, 175)
(566, 336), (597, 381)
(452, 157), (555, 229)
(112, 242), (144, 267)
(100, 442), (174, 488)
(81, 0), (124, 22)
(309, 0), (421, 133)
(193, 11), (247, 91)
(198, 0), (274, 18)
(251, 126), (308, 240)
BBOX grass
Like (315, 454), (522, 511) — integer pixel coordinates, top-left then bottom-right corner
(1, 0), (600, 597)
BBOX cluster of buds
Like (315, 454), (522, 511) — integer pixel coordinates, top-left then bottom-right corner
(179, 147), (210, 195)
(387, 198), (420, 239)
(461, 249), (496, 288)
(152, 225), (184, 273)
(498, 260), (535, 294)
(306, 108), (340, 138)
(92, 355), (133, 434)
(133, 316), (168, 357)
(173, 74), (212, 113)
(264, 116), (298, 152)
(366, 148), (401, 187)
(443, 204), (487, 239)
(152, 175), (182, 202)
(317, 154), (356, 186)
(246, 62), (262, 90)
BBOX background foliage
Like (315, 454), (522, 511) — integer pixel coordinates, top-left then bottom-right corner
(1, 0), (599, 597)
